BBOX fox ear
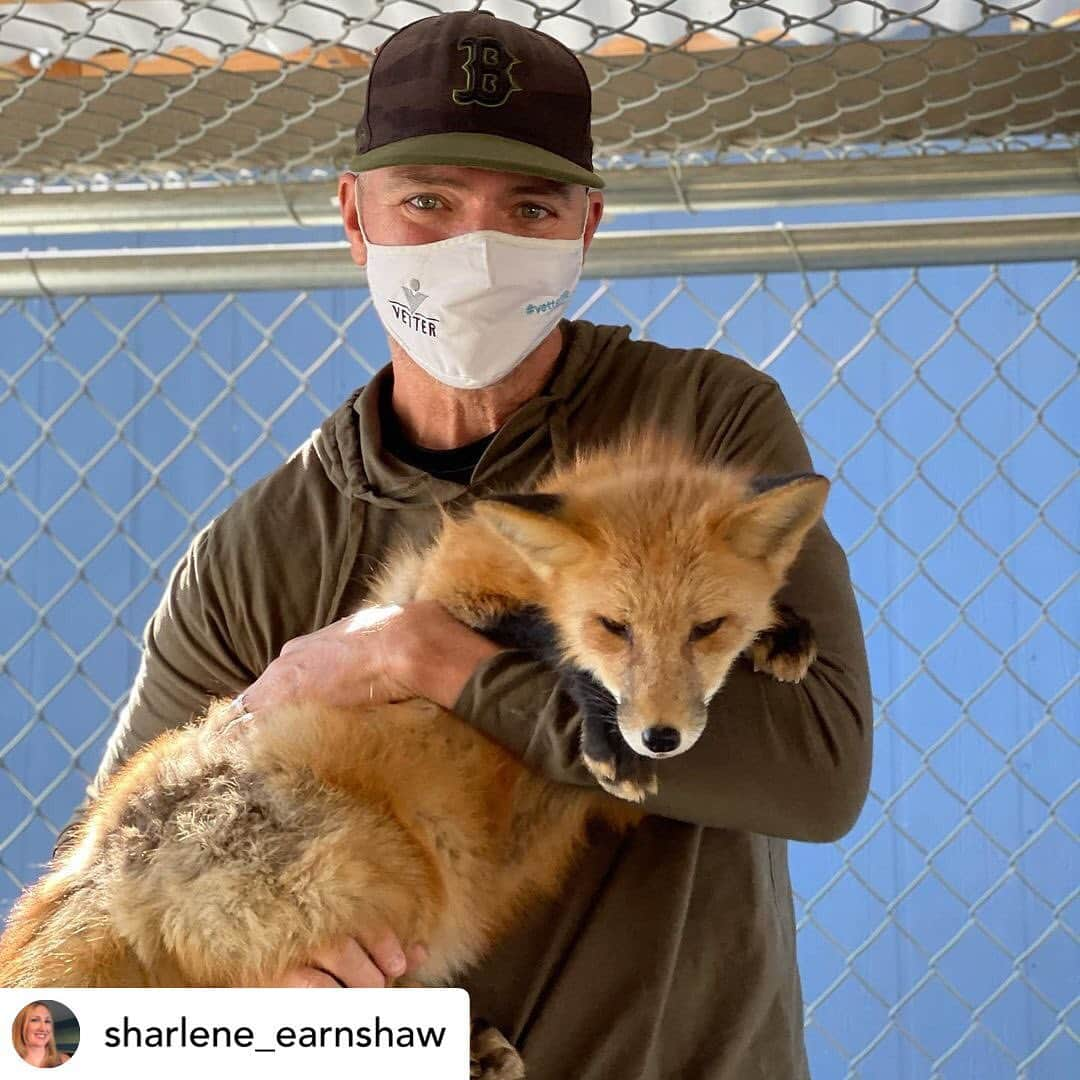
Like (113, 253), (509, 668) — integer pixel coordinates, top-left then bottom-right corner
(473, 494), (589, 575)
(723, 474), (830, 570)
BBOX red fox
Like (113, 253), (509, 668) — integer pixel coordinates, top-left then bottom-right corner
(0, 437), (827, 1074)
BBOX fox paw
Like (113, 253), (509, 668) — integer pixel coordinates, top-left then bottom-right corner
(751, 604), (817, 683)
(582, 717), (658, 803)
(590, 765), (658, 804)
(470, 1019), (525, 1079)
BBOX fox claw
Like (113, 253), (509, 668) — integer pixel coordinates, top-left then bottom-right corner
(594, 770), (657, 804)
(752, 645), (815, 682)
(470, 1019), (524, 1079)
(583, 751), (616, 784)
(583, 747), (657, 804)
(752, 604), (816, 683)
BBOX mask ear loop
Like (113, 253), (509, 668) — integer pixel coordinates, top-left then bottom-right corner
(352, 173), (370, 244)
(580, 187), (592, 240)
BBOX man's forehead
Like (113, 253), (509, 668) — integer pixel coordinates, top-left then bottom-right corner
(373, 164), (578, 198)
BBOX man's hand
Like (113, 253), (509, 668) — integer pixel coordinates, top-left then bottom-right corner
(267, 930), (428, 988)
(234, 603), (499, 987)
(241, 599), (502, 716)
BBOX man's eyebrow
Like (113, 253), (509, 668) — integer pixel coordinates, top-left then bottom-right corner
(383, 169), (473, 189)
(506, 179), (575, 200)
(383, 170), (575, 200)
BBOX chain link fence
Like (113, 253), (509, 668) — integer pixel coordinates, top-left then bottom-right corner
(1, 1), (1078, 1077)
(1, 0), (1077, 191)
(1, 256), (1077, 1075)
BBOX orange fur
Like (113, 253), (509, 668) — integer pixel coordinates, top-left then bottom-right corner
(0, 437), (825, 990)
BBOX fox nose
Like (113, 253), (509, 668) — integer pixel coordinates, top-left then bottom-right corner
(642, 726), (681, 754)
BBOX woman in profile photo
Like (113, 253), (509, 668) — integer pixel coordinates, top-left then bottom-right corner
(12, 1001), (71, 1068)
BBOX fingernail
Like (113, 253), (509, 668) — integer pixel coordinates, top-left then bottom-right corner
(219, 713), (254, 740)
(388, 952), (406, 975)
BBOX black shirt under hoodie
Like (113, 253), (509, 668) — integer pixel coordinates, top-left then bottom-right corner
(378, 375), (496, 486)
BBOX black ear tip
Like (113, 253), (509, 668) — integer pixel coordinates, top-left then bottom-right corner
(750, 472), (829, 496)
(479, 493), (566, 516)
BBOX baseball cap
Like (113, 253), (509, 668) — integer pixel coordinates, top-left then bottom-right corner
(350, 10), (604, 189)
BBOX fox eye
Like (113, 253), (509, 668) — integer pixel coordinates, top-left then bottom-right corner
(597, 616), (632, 641)
(690, 617), (726, 642)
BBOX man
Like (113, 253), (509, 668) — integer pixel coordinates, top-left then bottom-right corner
(79, 11), (872, 1078)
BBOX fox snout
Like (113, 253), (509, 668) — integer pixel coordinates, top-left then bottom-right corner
(619, 712), (705, 759)
(642, 726), (681, 754)
(612, 650), (711, 760)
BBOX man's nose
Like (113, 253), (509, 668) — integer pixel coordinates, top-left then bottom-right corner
(453, 202), (509, 236)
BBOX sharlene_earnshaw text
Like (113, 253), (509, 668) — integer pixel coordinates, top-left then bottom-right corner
(103, 1014), (448, 1050)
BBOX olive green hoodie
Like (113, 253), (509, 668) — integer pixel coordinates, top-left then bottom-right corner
(89, 319), (872, 1079)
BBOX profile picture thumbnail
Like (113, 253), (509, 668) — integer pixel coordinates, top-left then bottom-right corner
(12, 999), (79, 1069)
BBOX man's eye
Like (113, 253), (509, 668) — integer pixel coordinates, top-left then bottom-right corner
(689, 617), (726, 642)
(407, 194), (441, 210)
(519, 204), (550, 220)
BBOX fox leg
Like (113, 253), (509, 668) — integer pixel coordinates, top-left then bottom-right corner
(580, 713), (658, 804)
(470, 1018), (526, 1079)
(558, 669), (658, 804)
(751, 603), (817, 683)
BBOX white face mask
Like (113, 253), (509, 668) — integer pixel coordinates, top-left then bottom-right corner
(358, 198), (587, 390)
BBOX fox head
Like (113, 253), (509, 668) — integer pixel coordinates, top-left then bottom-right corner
(474, 453), (829, 761)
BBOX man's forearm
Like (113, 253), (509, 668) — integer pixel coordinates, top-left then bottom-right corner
(238, 599), (502, 717)
(453, 645), (870, 839)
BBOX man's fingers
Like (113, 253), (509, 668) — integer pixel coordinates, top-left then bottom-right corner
(214, 711), (254, 743)
(271, 935), (429, 989)
(353, 926), (409, 981)
(404, 943), (429, 973)
(276, 966), (344, 989)
(310, 935), (390, 988)
(236, 654), (305, 718)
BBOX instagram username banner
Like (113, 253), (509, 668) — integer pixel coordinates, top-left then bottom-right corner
(3, 987), (470, 1078)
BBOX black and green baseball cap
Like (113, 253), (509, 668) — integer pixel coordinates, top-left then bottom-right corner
(350, 10), (604, 189)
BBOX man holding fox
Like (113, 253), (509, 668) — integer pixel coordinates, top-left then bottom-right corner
(60, 11), (872, 1079)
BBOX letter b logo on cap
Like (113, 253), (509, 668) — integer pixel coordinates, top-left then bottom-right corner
(452, 36), (521, 108)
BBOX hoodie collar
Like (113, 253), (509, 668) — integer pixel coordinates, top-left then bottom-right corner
(310, 319), (631, 508)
